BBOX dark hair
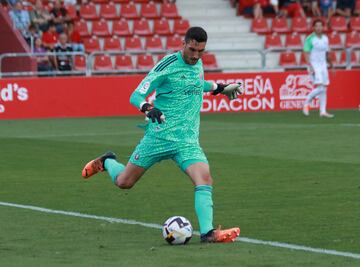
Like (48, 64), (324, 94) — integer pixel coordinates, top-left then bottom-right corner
(185, 27), (207, 43)
(312, 19), (324, 27)
(29, 23), (36, 30)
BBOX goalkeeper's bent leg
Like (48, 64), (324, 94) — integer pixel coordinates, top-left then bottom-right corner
(104, 158), (125, 184)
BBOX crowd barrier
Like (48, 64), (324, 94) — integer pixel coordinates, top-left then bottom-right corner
(0, 70), (359, 119)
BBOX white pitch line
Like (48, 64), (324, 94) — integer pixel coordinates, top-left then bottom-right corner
(1, 131), (141, 139)
(1, 201), (359, 260)
(341, 123), (360, 127)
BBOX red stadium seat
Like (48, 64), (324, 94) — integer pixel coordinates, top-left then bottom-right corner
(140, 2), (159, 19)
(154, 18), (172, 36)
(339, 50), (358, 65)
(75, 20), (90, 37)
(271, 17), (290, 33)
(79, 3), (99, 20)
(251, 18), (270, 34)
(73, 55), (86, 71)
(145, 36), (164, 52)
(113, 0), (130, 3)
(328, 32), (343, 49)
(100, 3), (119, 20)
(345, 31), (360, 48)
(330, 16), (348, 32)
(166, 36), (183, 51)
(120, 3), (139, 19)
(202, 53), (218, 70)
(299, 52), (307, 66)
(93, 55), (113, 71)
(124, 37), (143, 52)
(66, 4), (77, 20)
(134, 0), (149, 2)
(103, 36), (122, 52)
(279, 51), (297, 67)
(160, 3), (181, 19)
(285, 33), (303, 50)
(173, 19), (190, 35)
(291, 17), (309, 33)
(112, 19), (132, 36)
(136, 54), (155, 70)
(133, 19), (153, 36)
(93, 0), (109, 3)
(350, 17), (360, 32)
(264, 33), (283, 50)
(328, 50), (338, 65)
(83, 37), (101, 53)
(115, 54), (134, 70)
(92, 20), (110, 37)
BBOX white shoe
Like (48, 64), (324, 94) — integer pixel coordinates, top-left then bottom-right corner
(320, 112), (335, 118)
(303, 104), (310, 116)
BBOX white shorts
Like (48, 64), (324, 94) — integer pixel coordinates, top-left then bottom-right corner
(311, 65), (329, 86)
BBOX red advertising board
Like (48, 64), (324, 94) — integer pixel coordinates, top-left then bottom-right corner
(0, 70), (359, 119)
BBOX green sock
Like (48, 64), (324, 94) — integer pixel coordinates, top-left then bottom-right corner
(104, 158), (125, 184)
(195, 185), (214, 235)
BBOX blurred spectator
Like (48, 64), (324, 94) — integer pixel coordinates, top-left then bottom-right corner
(26, 23), (40, 46)
(301, 0), (322, 16)
(335, 0), (355, 16)
(50, 0), (71, 33)
(65, 21), (84, 52)
(42, 22), (58, 49)
(33, 37), (53, 75)
(319, 0), (334, 18)
(355, 2), (360, 15)
(8, 1), (30, 37)
(280, 0), (305, 17)
(8, 0), (17, 6)
(53, 33), (73, 72)
(30, 0), (52, 32)
(63, 0), (77, 5)
(254, 0), (279, 18)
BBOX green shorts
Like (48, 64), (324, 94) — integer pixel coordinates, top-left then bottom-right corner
(129, 135), (208, 172)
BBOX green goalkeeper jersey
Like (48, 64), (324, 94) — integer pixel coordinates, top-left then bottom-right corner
(130, 52), (213, 144)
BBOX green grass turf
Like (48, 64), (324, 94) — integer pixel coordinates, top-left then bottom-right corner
(0, 110), (359, 266)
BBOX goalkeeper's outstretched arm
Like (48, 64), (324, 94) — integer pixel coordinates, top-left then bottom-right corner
(203, 81), (243, 100)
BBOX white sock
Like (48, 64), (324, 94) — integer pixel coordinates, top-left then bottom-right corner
(319, 86), (327, 114)
(305, 86), (323, 105)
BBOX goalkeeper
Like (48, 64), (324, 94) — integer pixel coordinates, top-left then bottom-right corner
(82, 27), (241, 243)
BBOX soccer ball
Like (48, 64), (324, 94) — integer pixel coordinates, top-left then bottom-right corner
(162, 216), (193, 245)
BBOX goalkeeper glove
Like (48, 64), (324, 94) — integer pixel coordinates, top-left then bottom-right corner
(212, 83), (243, 100)
(141, 103), (165, 124)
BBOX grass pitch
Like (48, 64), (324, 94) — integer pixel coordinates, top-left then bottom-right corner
(0, 110), (359, 266)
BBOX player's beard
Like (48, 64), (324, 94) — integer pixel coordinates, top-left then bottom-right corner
(189, 58), (199, 65)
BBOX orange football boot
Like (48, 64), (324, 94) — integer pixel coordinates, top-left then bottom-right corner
(201, 225), (240, 243)
(82, 151), (116, 179)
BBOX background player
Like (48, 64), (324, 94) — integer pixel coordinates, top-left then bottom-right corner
(82, 27), (242, 243)
(302, 19), (334, 118)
